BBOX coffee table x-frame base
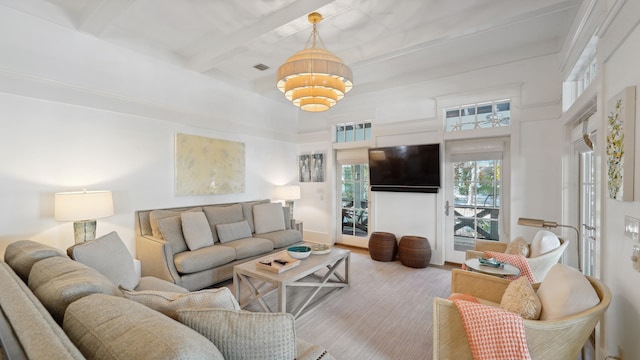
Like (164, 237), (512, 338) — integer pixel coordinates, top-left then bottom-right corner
(233, 248), (350, 319)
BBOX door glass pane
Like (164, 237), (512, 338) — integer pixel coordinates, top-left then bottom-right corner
(453, 159), (501, 251)
(341, 164), (369, 237)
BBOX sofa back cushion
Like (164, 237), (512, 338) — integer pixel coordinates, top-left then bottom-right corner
(202, 204), (245, 243)
(28, 256), (122, 323)
(64, 293), (224, 360)
(68, 231), (139, 290)
(253, 202), (286, 234)
(4, 240), (67, 281)
(181, 212), (215, 251)
(216, 220), (253, 243)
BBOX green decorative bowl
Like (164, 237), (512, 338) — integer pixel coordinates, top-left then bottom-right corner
(287, 245), (312, 259)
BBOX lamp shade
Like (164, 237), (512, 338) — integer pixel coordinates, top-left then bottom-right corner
(274, 185), (301, 201)
(517, 217), (558, 228)
(55, 191), (114, 221)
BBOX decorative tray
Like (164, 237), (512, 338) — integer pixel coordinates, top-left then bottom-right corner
(310, 243), (331, 255)
(255, 253), (300, 273)
(478, 257), (505, 268)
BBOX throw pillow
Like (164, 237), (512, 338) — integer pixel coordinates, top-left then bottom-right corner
(177, 308), (297, 360)
(448, 293), (479, 303)
(484, 251), (536, 283)
(253, 202), (286, 234)
(181, 212), (214, 251)
(68, 231), (138, 290)
(156, 215), (189, 254)
(500, 277), (542, 319)
(536, 263), (600, 320)
(149, 207), (201, 239)
(529, 230), (560, 258)
(64, 293), (224, 360)
(216, 220), (252, 243)
(121, 287), (240, 319)
(505, 236), (530, 257)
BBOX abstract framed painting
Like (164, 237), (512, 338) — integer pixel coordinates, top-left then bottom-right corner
(175, 133), (245, 195)
(606, 86), (636, 201)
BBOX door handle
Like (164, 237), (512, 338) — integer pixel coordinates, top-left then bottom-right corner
(444, 201), (451, 216)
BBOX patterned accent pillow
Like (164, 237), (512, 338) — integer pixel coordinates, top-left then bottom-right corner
(505, 237), (529, 257)
(121, 287), (240, 320)
(500, 277), (541, 319)
(484, 251), (536, 283)
(177, 308), (296, 360)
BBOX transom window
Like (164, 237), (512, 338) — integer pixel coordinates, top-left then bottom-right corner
(444, 100), (511, 132)
(335, 122), (372, 143)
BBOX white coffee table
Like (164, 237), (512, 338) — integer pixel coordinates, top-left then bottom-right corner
(464, 258), (521, 277)
(233, 246), (350, 318)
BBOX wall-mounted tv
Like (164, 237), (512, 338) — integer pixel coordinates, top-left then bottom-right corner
(368, 143), (441, 193)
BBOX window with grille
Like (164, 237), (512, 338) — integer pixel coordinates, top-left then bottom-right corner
(444, 100), (511, 132)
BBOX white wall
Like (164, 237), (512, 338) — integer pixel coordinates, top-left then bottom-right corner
(0, 7), (300, 256)
(599, 2), (640, 357)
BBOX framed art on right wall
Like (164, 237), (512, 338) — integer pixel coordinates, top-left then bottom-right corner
(606, 85), (636, 201)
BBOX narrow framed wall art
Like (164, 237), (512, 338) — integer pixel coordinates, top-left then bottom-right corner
(606, 86), (636, 201)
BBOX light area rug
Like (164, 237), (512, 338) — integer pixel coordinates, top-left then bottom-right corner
(225, 251), (452, 360)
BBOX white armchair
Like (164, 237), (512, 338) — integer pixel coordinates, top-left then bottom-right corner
(466, 238), (568, 281)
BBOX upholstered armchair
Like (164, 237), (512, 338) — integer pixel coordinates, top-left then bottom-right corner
(433, 269), (611, 360)
(466, 238), (568, 281)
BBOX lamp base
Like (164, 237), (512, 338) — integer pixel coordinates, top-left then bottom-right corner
(73, 220), (97, 244)
(285, 200), (295, 227)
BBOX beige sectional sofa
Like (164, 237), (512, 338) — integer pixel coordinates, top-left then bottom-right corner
(135, 200), (303, 291)
(0, 237), (332, 360)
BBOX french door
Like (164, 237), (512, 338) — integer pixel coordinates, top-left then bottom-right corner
(337, 163), (369, 247)
(444, 138), (508, 263)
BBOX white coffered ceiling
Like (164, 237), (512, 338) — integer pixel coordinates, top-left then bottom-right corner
(1, 0), (580, 111)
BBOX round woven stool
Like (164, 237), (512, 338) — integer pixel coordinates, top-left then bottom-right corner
(368, 232), (398, 262)
(398, 236), (431, 268)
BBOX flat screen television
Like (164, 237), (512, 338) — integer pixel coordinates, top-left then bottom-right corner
(368, 143), (441, 193)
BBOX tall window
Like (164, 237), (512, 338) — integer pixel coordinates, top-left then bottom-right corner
(452, 159), (501, 250)
(340, 164), (369, 237)
(445, 100), (511, 132)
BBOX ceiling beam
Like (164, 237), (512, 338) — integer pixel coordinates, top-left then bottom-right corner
(184, 0), (337, 73)
(77, 0), (136, 36)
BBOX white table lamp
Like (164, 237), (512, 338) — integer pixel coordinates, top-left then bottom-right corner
(55, 190), (114, 243)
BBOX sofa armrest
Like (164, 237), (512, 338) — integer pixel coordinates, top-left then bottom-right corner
(135, 235), (181, 286)
(433, 297), (473, 360)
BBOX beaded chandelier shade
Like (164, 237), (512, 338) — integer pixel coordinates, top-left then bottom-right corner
(277, 12), (353, 112)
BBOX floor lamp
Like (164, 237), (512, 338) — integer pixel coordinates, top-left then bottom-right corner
(517, 217), (582, 272)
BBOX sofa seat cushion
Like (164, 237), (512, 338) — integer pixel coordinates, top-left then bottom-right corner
(222, 237), (275, 260)
(28, 256), (122, 324)
(4, 240), (67, 281)
(68, 231), (139, 290)
(121, 287), (240, 320)
(202, 204), (245, 243)
(173, 245), (236, 274)
(177, 308), (296, 360)
(64, 293), (224, 360)
(256, 230), (303, 249)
